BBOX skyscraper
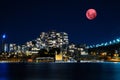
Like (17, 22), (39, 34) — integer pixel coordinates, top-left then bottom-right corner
(1, 34), (6, 52)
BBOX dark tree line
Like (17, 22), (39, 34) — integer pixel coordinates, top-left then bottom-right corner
(38, 48), (60, 57)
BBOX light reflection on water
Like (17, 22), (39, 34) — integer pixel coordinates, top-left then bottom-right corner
(0, 62), (120, 80)
(0, 63), (8, 80)
(112, 62), (120, 80)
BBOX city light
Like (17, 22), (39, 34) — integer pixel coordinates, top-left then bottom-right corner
(101, 43), (104, 46)
(90, 45), (93, 48)
(96, 44), (99, 47)
(104, 42), (108, 46)
(1, 30), (120, 63)
(87, 46), (89, 48)
(88, 38), (120, 49)
(109, 41), (112, 44)
(2, 34), (6, 39)
(116, 39), (120, 42)
(113, 40), (116, 43)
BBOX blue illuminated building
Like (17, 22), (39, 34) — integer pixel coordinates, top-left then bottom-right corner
(1, 34), (7, 52)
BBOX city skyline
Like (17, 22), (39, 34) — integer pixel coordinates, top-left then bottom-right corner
(1, 31), (69, 52)
(0, 0), (120, 45)
(2, 30), (120, 50)
(0, 30), (88, 63)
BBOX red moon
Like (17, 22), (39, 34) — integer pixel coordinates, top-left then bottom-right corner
(86, 9), (97, 20)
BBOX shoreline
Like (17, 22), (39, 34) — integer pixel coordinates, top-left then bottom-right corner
(0, 60), (120, 63)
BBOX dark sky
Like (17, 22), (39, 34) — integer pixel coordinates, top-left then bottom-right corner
(0, 0), (120, 45)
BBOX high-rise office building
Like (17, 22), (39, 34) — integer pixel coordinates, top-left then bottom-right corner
(9, 44), (17, 52)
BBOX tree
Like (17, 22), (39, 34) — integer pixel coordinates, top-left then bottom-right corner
(49, 48), (60, 57)
(38, 49), (48, 57)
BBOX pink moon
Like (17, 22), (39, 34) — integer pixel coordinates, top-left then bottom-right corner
(86, 9), (97, 20)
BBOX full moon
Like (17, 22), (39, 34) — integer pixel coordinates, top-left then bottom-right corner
(86, 9), (97, 20)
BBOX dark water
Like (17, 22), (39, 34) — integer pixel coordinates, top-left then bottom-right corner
(0, 62), (120, 80)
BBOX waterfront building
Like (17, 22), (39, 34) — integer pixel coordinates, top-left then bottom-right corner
(9, 44), (17, 52)
(77, 44), (88, 55)
(21, 45), (26, 53)
(55, 52), (63, 61)
(31, 47), (40, 54)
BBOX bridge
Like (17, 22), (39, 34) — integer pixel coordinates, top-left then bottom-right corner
(87, 38), (120, 56)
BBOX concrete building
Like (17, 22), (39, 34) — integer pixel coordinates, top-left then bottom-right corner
(32, 31), (69, 52)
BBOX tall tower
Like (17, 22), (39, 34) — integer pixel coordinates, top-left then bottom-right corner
(2, 34), (6, 52)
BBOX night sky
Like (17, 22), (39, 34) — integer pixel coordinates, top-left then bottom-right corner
(0, 0), (120, 45)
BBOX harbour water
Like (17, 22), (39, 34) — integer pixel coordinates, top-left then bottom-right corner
(0, 62), (120, 80)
